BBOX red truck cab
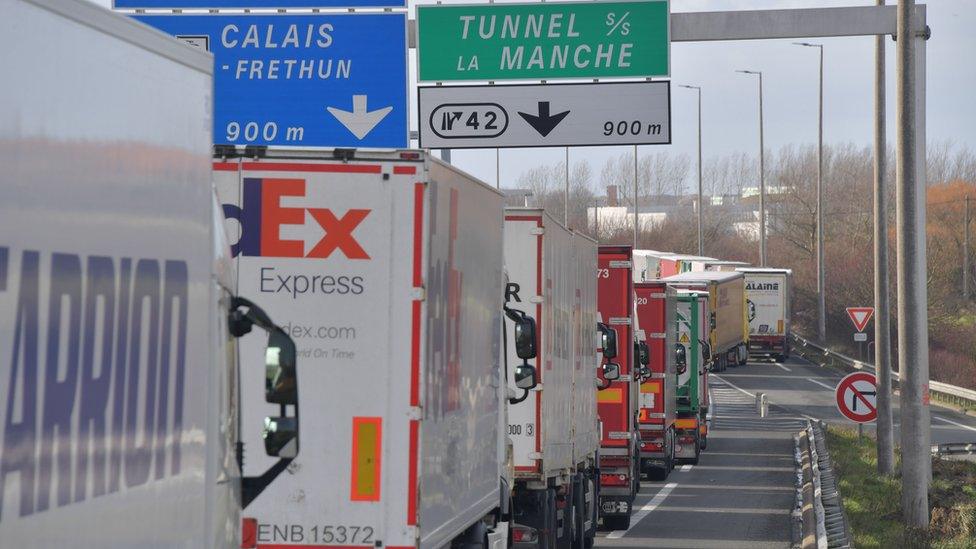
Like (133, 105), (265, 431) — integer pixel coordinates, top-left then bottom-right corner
(633, 281), (677, 480)
(596, 246), (640, 530)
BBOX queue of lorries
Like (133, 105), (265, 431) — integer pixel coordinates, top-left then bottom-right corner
(0, 1), (793, 547)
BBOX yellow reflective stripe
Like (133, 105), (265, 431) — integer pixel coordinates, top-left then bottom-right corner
(640, 381), (661, 394)
(597, 387), (624, 404)
(350, 417), (382, 501)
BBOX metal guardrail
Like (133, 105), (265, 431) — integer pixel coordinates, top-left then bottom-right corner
(791, 333), (976, 410)
(932, 442), (976, 457)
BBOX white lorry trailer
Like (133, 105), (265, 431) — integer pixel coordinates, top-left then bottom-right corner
(215, 149), (529, 548)
(0, 0), (297, 546)
(737, 268), (793, 362)
(503, 209), (601, 548)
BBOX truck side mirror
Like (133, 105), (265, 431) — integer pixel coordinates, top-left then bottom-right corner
(514, 363), (537, 390)
(514, 316), (537, 360)
(263, 416), (298, 458)
(675, 343), (687, 375)
(699, 340), (712, 364)
(265, 328), (297, 404)
(602, 362), (621, 381)
(597, 323), (618, 359)
(228, 296), (301, 508)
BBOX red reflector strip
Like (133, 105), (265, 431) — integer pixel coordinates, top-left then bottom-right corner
(600, 473), (629, 486)
(600, 456), (630, 468)
(241, 518), (257, 549)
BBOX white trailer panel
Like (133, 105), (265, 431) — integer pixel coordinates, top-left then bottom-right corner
(0, 0), (232, 546)
(572, 233), (600, 466)
(504, 209), (576, 478)
(738, 268), (793, 338)
(215, 151), (504, 549)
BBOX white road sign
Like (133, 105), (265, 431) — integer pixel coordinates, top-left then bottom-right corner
(418, 81), (671, 149)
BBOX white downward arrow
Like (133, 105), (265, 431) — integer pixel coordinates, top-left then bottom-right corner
(327, 95), (393, 140)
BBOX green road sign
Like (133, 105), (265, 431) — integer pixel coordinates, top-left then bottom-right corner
(417, 0), (669, 82)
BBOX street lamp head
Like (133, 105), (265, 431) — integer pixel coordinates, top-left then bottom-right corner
(736, 69), (760, 75)
(793, 41), (823, 48)
(678, 84), (701, 90)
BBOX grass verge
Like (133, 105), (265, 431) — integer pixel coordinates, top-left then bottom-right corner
(826, 426), (976, 548)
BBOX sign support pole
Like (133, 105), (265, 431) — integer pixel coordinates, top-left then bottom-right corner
(633, 145), (639, 250)
(896, 0), (930, 528)
(565, 147), (570, 226)
(874, 0), (895, 477)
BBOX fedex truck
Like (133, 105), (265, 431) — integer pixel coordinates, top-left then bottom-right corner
(673, 290), (711, 462)
(503, 210), (600, 547)
(737, 268), (793, 362)
(0, 0), (297, 545)
(595, 246), (640, 530)
(633, 282), (676, 479)
(662, 271), (748, 372)
(215, 149), (532, 548)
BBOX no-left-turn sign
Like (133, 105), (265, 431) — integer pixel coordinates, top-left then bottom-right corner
(835, 372), (878, 423)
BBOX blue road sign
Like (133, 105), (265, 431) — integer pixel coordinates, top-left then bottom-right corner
(116, 0), (406, 9)
(135, 13), (408, 148)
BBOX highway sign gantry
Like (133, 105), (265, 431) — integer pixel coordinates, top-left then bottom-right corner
(835, 372), (878, 423)
(115, 0), (405, 8)
(416, 0), (670, 82)
(846, 307), (875, 332)
(418, 81), (671, 149)
(134, 13), (408, 149)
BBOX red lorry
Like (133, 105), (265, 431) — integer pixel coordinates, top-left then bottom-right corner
(633, 281), (677, 480)
(596, 246), (640, 530)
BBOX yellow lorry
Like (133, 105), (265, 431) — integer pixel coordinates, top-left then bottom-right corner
(660, 271), (749, 372)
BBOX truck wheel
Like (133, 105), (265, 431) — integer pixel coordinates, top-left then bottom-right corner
(603, 514), (631, 532)
(690, 433), (701, 465)
(775, 354), (786, 363)
(572, 474), (587, 549)
(541, 488), (557, 549)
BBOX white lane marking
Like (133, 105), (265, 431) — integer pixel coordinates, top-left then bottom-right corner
(715, 375), (820, 422)
(712, 376), (755, 398)
(775, 363), (792, 372)
(679, 464), (693, 472)
(806, 378), (835, 391)
(606, 482), (678, 539)
(933, 414), (976, 433)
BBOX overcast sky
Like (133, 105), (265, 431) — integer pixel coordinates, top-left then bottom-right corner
(96, 0), (976, 191)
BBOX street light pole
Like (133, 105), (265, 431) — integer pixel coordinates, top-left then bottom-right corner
(896, 0), (931, 528)
(737, 70), (766, 266)
(794, 42), (827, 343)
(680, 84), (704, 256)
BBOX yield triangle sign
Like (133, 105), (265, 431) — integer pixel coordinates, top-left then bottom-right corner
(846, 307), (875, 333)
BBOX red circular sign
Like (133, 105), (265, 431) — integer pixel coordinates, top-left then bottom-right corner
(835, 372), (878, 423)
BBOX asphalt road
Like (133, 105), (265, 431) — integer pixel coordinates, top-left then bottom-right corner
(594, 355), (976, 548)
(720, 356), (976, 445)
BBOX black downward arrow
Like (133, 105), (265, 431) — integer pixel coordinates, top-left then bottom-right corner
(518, 101), (570, 137)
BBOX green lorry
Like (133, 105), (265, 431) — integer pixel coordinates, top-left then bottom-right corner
(672, 290), (712, 463)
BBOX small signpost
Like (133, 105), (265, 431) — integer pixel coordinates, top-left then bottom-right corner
(835, 371), (878, 425)
(846, 307), (875, 332)
(418, 81), (670, 149)
(846, 306), (874, 359)
(416, 0), (670, 82)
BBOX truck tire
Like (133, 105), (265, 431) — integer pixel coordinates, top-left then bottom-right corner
(571, 474), (587, 549)
(775, 354), (786, 363)
(541, 488), (557, 549)
(690, 433), (701, 465)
